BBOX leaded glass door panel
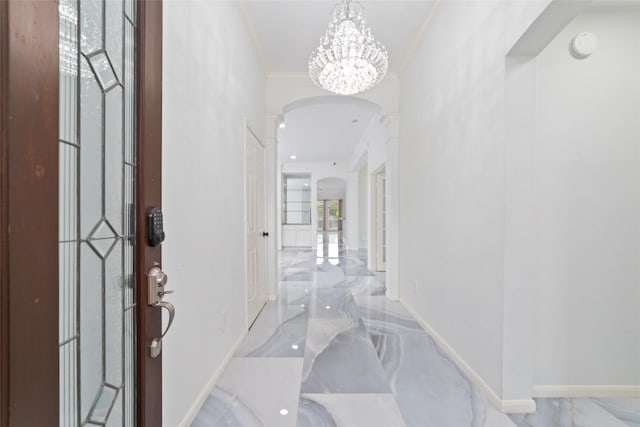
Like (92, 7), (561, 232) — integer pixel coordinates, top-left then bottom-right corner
(59, 0), (138, 424)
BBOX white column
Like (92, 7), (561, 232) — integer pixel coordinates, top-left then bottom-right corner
(501, 56), (536, 409)
(385, 114), (400, 300)
(345, 172), (359, 250)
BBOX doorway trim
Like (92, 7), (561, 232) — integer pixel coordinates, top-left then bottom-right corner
(371, 165), (386, 272)
(244, 120), (268, 329)
(137, 1), (164, 426)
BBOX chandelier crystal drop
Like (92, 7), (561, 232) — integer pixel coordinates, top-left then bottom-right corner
(308, 0), (388, 95)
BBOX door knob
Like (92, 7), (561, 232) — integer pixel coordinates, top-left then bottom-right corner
(262, 231), (269, 237)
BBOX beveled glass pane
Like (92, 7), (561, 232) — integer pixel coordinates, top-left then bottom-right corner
(88, 220), (117, 258)
(89, 385), (118, 423)
(124, 21), (136, 165)
(124, 307), (136, 427)
(106, 391), (123, 427)
(59, 143), (78, 242)
(105, 0), (123, 81)
(124, 0), (135, 24)
(80, 243), (104, 419)
(80, 0), (103, 55)
(59, 0), (78, 143)
(62, 0), (136, 424)
(59, 242), (78, 343)
(89, 52), (119, 91)
(80, 57), (104, 239)
(105, 87), (124, 234)
(105, 240), (123, 386)
(60, 340), (79, 427)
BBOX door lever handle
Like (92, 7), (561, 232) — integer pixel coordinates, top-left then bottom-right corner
(150, 301), (175, 358)
(147, 266), (176, 358)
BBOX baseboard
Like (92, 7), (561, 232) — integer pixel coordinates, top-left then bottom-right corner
(399, 299), (536, 414)
(533, 385), (640, 398)
(178, 330), (248, 427)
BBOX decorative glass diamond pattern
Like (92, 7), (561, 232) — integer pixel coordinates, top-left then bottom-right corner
(88, 220), (118, 258)
(59, 0), (136, 424)
(88, 384), (119, 423)
(89, 52), (119, 91)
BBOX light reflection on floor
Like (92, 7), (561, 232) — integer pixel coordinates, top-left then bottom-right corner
(316, 231), (341, 265)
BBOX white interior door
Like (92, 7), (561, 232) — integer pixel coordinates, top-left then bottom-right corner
(246, 127), (267, 326)
(375, 172), (387, 271)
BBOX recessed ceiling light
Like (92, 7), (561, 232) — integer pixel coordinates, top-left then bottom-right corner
(325, 305), (331, 310)
(304, 183), (309, 186)
(280, 409), (289, 416)
(291, 344), (299, 350)
(290, 155), (297, 160)
(279, 122), (287, 129)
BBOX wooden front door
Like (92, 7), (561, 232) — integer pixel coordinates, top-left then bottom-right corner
(0, 1), (164, 425)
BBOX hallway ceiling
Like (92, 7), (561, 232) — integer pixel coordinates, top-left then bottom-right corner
(242, 0), (436, 74)
(277, 101), (378, 163)
(244, 1), (435, 166)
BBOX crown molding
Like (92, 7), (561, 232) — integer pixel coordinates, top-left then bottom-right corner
(397, 0), (441, 76)
(237, 0), (270, 76)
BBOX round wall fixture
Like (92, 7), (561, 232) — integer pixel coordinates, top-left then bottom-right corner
(570, 32), (598, 59)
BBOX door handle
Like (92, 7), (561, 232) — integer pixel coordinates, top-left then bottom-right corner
(262, 231), (269, 237)
(147, 266), (176, 358)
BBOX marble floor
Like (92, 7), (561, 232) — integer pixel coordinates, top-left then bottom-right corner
(192, 232), (640, 427)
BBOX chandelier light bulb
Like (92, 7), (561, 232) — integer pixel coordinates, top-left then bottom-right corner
(309, 0), (388, 95)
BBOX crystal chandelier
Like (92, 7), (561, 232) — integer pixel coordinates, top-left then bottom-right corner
(308, 0), (388, 95)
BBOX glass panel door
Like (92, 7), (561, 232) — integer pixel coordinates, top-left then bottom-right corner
(59, 0), (137, 425)
(326, 200), (340, 231)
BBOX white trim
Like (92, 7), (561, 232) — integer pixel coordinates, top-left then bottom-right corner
(397, 0), (441, 76)
(533, 385), (640, 398)
(236, 0), (270, 76)
(178, 330), (249, 427)
(399, 299), (536, 414)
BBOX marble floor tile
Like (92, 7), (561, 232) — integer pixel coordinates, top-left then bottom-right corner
(194, 235), (640, 427)
(593, 398), (640, 427)
(278, 286), (312, 306)
(354, 296), (426, 335)
(307, 288), (360, 319)
(192, 358), (303, 427)
(511, 398), (629, 427)
(297, 394), (407, 427)
(235, 303), (308, 357)
(281, 268), (313, 282)
(313, 270), (346, 288)
(345, 275), (386, 296)
(301, 318), (390, 393)
(371, 332), (514, 427)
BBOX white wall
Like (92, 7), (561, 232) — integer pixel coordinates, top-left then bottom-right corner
(162, 2), (265, 425)
(534, 6), (640, 388)
(399, 0), (551, 399)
